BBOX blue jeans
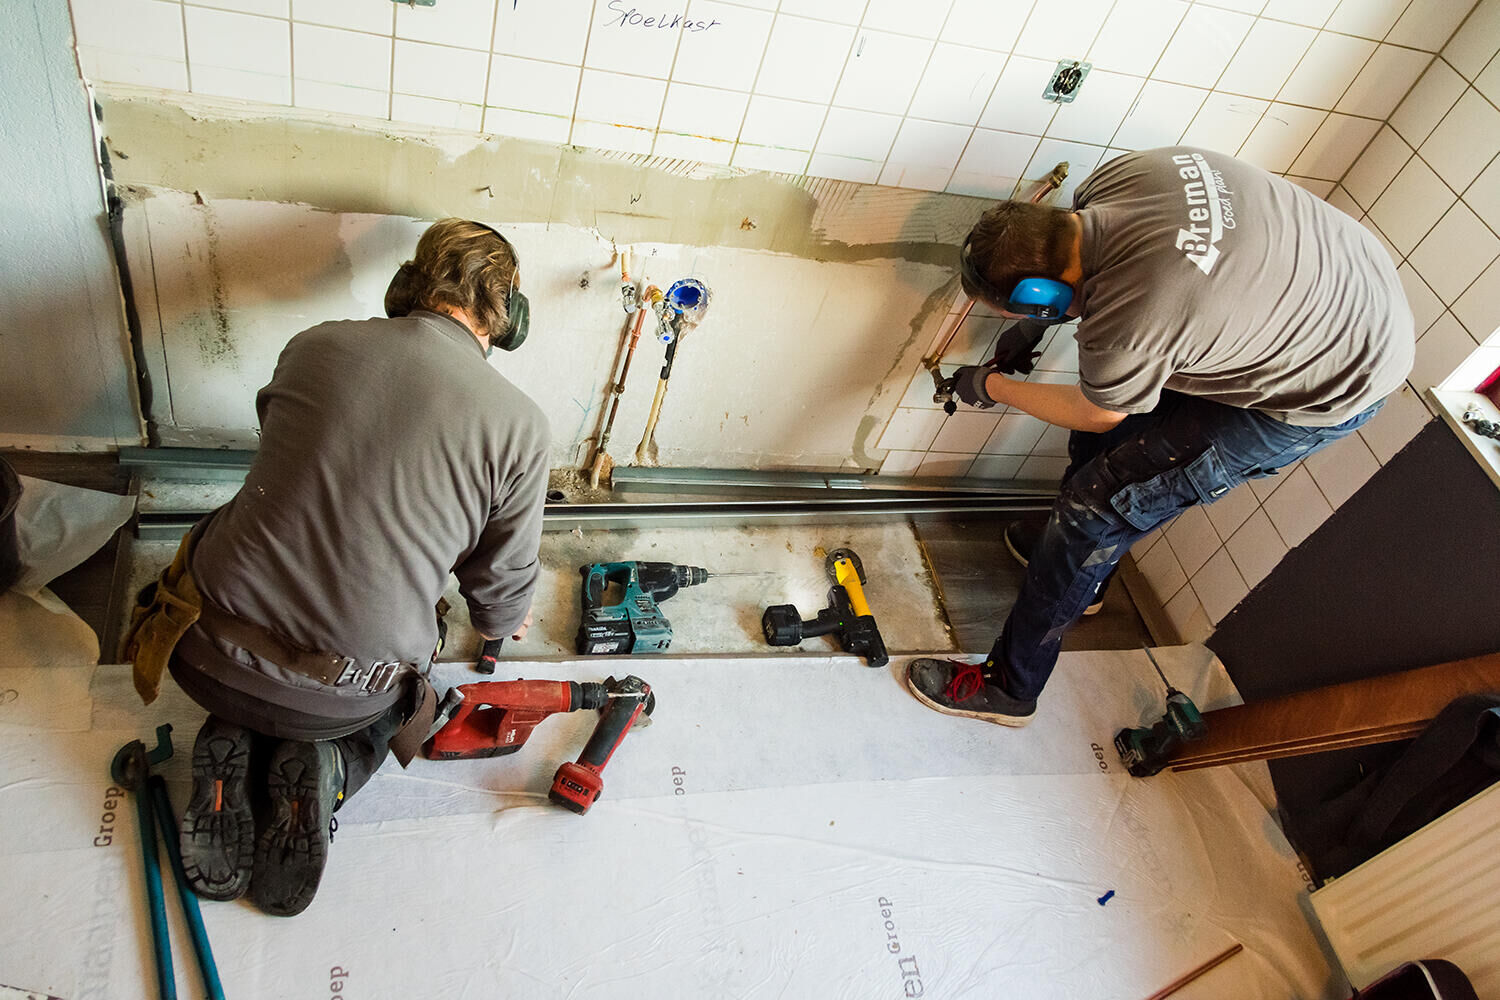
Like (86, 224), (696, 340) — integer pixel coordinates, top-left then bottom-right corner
(989, 391), (1381, 700)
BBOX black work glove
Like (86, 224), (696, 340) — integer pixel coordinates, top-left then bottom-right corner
(986, 320), (1048, 375)
(952, 366), (999, 408)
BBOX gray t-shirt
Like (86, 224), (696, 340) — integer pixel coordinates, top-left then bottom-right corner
(182, 310), (550, 731)
(1072, 147), (1414, 425)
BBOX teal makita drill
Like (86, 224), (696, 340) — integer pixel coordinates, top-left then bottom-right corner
(576, 562), (716, 655)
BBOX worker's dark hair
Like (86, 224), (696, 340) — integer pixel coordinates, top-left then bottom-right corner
(384, 218), (518, 338)
(963, 202), (1074, 303)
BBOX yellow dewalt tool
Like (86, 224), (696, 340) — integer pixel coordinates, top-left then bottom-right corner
(761, 548), (888, 667)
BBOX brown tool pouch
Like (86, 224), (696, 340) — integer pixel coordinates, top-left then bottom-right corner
(124, 527), (204, 705)
(388, 677), (438, 767)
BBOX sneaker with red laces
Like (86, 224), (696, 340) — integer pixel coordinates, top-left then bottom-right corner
(905, 657), (1037, 727)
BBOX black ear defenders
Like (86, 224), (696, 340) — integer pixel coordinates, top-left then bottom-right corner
(958, 239), (1073, 324)
(470, 221), (529, 353)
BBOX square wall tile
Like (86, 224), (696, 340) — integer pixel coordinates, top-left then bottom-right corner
(395, 0), (492, 50)
(1165, 586), (1214, 643)
(1389, 59), (1467, 147)
(1164, 504), (1221, 577)
(1087, 0), (1189, 77)
(779, 0), (866, 22)
(391, 93), (481, 131)
(1446, 0), (1500, 80)
(1422, 89), (1500, 194)
(293, 23), (389, 91)
(808, 153), (882, 183)
(191, 0), (287, 17)
(186, 7), (291, 104)
(879, 450), (926, 476)
(1262, 465), (1332, 547)
(1467, 154), (1500, 225)
(78, 44), (189, 91)
(1286, 176), (1337, 197)
(1204, 480), (1260, 539)
(757, 16), (856, 103)
(908, 44), (1003, 125)
(1357, 383), (1433, 463)
(585, 6), (680, 78)
(1336, 45), (1434, 119)
(879, 407), (950, 451)
(1192, 549), (1248, 624)
(1046, 70), (1144, 147)
(488, 57), (580, 118)
(983, 412), (1049, 454)
(940, 0), (1031, 52)
(1397, 263), (1446, 336)
(293, 0), (392, 35)
(659, 84), (749, 142)
(1217, 19), (1316, 100)
(1279, 31), (1376, 109)
(1025, 139), (1107, 203)
(1455, 257), (1500, 342)
(918, 453), (977, 477)
(1327, 183), (1361, 217)
(392, 40), (486, 105)
(978, 56), (1062, 136)
(1261, 0), (1341, 26)
(1027, 424), (1067, 458)
(734, 140), (814, 172)
(948, 129), (1039, 198)
(1289, 114), (1381, 180)
(1014, 0), (1112, 60)
(1114, 82), (1207, 150)
(1180, 92), (1268, 154)
(835, 30), (933, 115)
(1237, 103), (1326, 174)
(1409, 201), (1500, 304)
(970, 454), (1027, 479)
(671, 1), (773, 91)
(295, 80), (387, 118)
(1388, 0), (1480, 51)
(879, 119), (972, 190)
(72, 0), (188, 90)
(575, 70), (666, 130)
(1325, 0), (1409, 40)
(1342, 125), (1411, 210)
(739, 96), (826, 149)
(1410, 312), (1482, 393)
(483, 108), (571, 144)
(863, 0), (953, 36)
(1303, 430), (1380, 508)
(1137, 534), (1189, 603)
(1018, 454), (1070, 480)
(492, 0), (590, 65)
(1154, 7), (1254, 89)
(817, 107), (901, 160)
(932, 410), (1002, 451)
(1225, 508), (1287, 588)
(1368, 156), (1455, 255)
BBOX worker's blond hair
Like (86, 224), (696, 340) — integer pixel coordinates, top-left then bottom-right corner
(384, 218), (518, 337)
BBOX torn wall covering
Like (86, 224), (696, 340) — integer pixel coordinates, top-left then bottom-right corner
(104, 91), (992, 470)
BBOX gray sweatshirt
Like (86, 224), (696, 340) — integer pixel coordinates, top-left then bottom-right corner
(176, 310), (549, 736)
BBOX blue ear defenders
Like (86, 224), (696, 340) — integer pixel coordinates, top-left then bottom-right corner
(959, 239), (1073, 324)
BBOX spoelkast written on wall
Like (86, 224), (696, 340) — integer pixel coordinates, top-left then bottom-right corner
(603, 2), (724, 32)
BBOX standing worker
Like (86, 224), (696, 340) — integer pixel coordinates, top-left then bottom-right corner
(906, 147), (1413, 727)
(125, 218), (550, 915)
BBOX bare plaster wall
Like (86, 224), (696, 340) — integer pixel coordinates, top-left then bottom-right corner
(102, 90), (993, 470)
(0, 8), (139, 450)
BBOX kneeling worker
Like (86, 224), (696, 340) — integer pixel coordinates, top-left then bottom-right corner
(907, 147), (1413, 727)
(127, 218), (550, 915)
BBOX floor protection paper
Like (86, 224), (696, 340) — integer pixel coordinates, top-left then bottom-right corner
(0, 646), (1340, 999)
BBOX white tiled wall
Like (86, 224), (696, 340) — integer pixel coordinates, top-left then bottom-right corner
(72, 0), (1459, 200)
(1119, 0), (1500, 638)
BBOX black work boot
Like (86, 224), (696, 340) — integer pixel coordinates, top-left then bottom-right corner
(180, 716), (255, 901)
(1004, 519), (1111, 615)
(905, 657), (1037, 727)
(252, 740), (345, 917)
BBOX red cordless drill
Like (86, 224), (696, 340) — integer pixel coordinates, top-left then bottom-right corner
(425, 679), (611, 760)
(550, 675), (653, 814)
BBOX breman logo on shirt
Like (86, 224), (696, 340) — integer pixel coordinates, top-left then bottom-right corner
(1171, 152), (1234, 275)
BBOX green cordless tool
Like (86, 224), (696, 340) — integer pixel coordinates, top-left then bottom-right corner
(1114, 646), (1207, 777)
